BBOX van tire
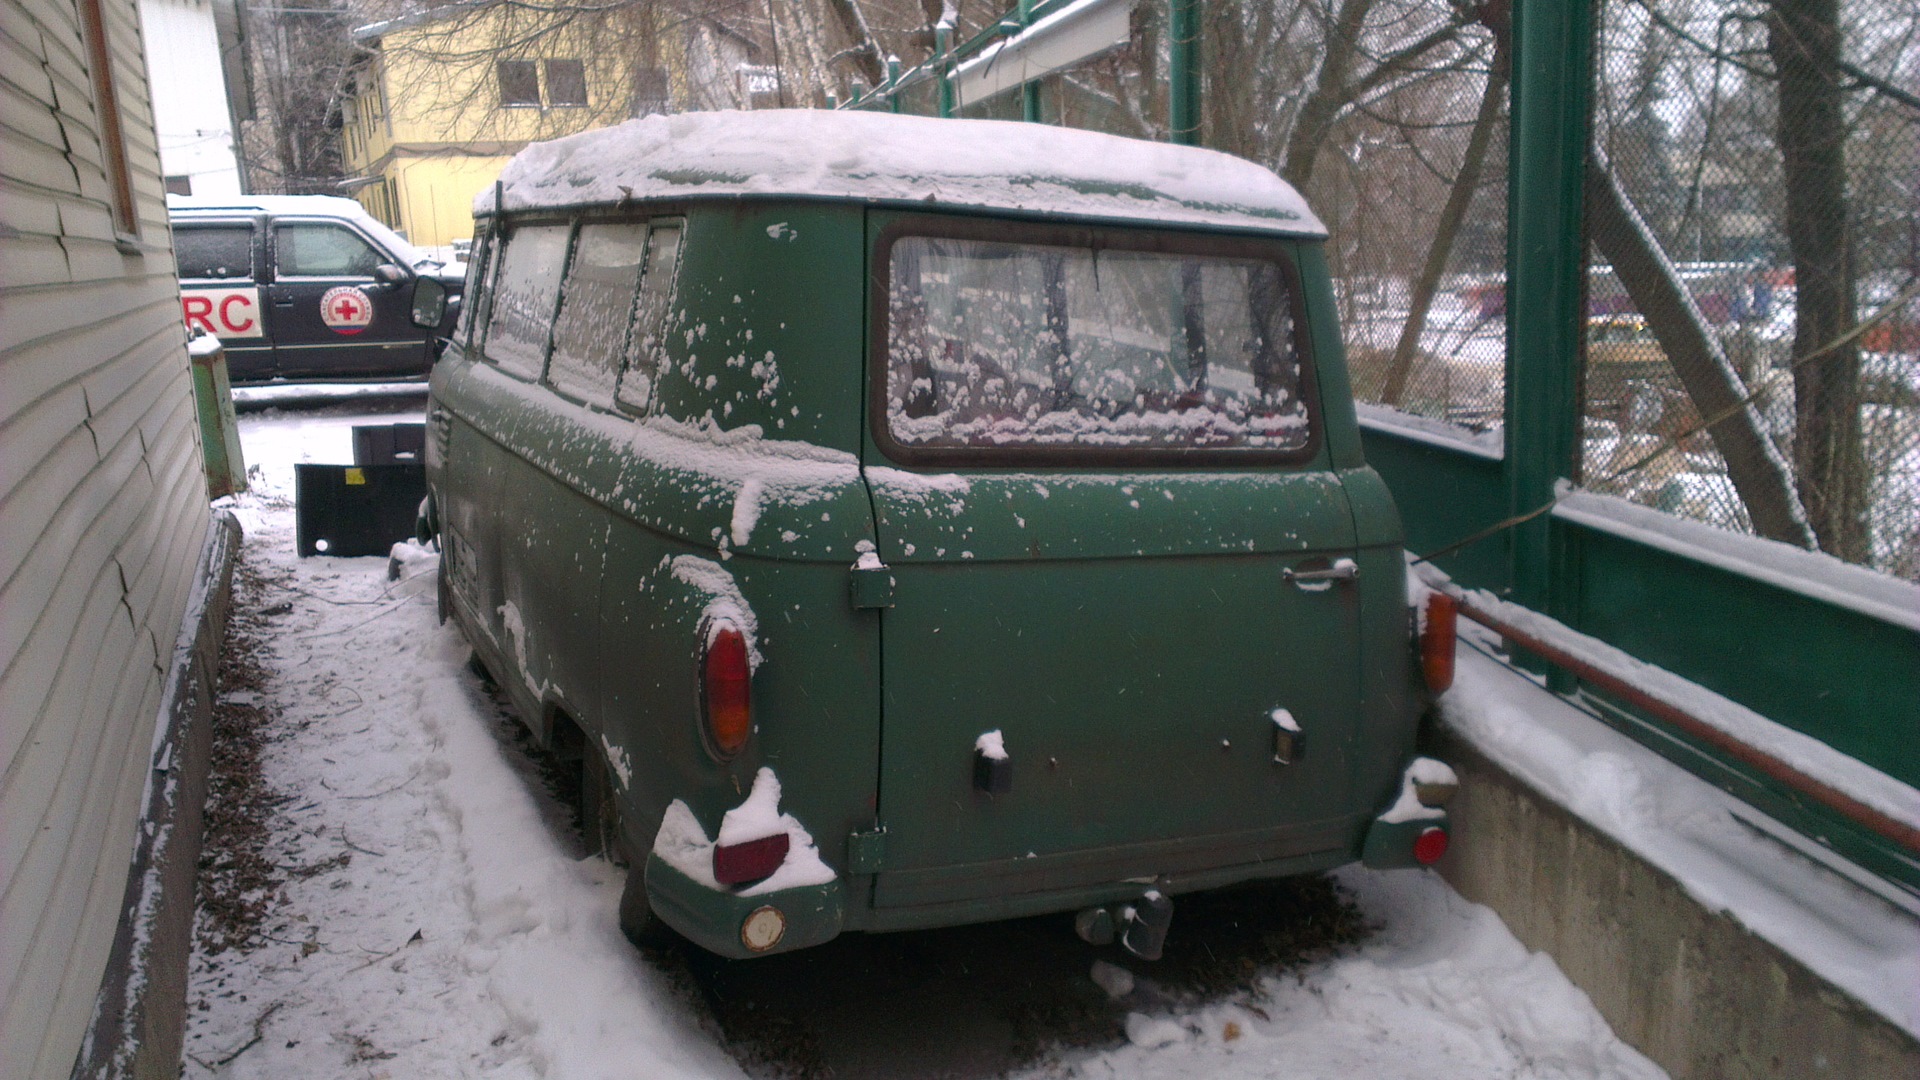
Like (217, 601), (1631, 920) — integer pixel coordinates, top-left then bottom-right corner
(579, 746), (624, 864)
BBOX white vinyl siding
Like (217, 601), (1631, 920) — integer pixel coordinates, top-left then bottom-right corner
(0, 0), (211, 1072)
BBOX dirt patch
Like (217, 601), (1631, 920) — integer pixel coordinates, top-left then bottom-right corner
(195, 552), (294, 955)
(636, 875), (1368, 1080)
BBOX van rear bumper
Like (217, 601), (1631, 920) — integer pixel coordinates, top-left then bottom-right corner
(645, 853), (847, 959)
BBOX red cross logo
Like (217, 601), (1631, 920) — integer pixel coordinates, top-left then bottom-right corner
(320, 286), (373, 334)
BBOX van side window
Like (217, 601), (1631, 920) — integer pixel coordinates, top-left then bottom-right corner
(615, 221), (682, 413)
(275, 222), (385, 278)
(485, 223), (572, 379)
(174, 225), (254, 279)
(456, 227), (492, 345)
(549, 223), (649, 405)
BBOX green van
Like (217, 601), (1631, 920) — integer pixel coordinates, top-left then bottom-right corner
(424, 110), (1458, 961)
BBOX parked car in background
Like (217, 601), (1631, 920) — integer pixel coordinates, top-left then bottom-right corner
(423, 110), (1459, 963)
(168, 195), (461, 383)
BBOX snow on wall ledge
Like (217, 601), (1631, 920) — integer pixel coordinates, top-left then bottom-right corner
(485, 110), (1327, 238)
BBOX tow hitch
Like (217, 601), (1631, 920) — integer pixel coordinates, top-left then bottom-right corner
(1073, 889), (1175, 960)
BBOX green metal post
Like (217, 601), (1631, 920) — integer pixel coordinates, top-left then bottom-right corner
(937, 25), (954, 118)
(187, 336), (247, 499)
(1169, 0), (1201, 145)
(1504, 0), (1592, 647)
(886, 55), (902, 113)
(1018, 0), (1042, 122)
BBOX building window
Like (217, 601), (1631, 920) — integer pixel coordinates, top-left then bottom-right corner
(737, 64), (780, 109)
(498, 60), (540, 106)
(632, 65), (670, 117)
(545, 59), (587, 106)
(77, 0), (138, 237)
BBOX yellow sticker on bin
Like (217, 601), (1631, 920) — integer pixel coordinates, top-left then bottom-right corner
(345, 467), (365, 485)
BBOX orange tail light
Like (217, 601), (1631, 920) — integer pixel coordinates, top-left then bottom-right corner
(1421, 592), (1458, 694)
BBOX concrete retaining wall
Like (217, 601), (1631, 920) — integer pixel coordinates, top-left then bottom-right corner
(1429, 722), (1918, 1079)
(71, 511), (242, 1080)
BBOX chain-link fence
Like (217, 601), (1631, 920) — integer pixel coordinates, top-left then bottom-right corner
(1583, 0), (1920, 580)
(1283, 4), (1511, 437)
(944, 0), (1515, 433)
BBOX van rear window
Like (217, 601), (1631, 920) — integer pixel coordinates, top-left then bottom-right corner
(485, 224), (570, 378)
(883, 236), (1311, 455)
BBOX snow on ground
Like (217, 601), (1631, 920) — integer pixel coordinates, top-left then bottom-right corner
(1014, 869), (1663, 1080)
(187, 400), (1664, 1079)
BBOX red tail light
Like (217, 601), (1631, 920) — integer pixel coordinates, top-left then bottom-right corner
(703, 625), (751, 758)
(1413, 826), (1450, 865)
(1420, 592), (1458, 693)
(714, 832), (789, 885)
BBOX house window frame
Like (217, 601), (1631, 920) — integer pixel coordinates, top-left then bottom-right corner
(77, 0), (139, 243)
(497, 59), (541, 107)
(544, 58), (588, 107)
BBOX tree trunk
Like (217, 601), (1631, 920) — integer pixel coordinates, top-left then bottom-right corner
(1767, 0), (1868, 561)
(1378, 27), (1509, 406)
(821, 0), (886, 85)
(1280, 0), (1374, 187)
(1586, 152), (1816, 549)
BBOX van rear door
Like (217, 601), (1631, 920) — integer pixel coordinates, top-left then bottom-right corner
(861, 217), (1366, 911)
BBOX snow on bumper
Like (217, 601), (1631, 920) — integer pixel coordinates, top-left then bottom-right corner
(646, 770), (846, 958)
(1361, 757), (1457, 869)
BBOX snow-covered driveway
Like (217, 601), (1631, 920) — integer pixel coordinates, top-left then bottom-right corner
(184, 396), (1664, 1080)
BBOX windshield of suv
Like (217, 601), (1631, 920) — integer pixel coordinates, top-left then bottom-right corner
(883, 235), (1311, 454)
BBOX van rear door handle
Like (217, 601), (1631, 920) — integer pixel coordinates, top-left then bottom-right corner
(1283, 558), (1358, 585)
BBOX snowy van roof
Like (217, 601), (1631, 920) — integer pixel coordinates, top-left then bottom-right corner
(485, 110), (1327, 238)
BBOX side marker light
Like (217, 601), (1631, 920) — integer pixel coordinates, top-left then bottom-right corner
(1421, 592), (1458, 693)
(741, 905), (786, 952)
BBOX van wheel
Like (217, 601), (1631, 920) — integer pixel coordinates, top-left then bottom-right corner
(579, 747), (624, 865)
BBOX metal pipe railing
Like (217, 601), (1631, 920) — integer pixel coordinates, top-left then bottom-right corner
(1445, 586), (1920, 859)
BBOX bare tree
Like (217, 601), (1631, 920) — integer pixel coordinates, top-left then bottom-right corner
(1769, 0), (1868, 560)
(241, 0), (356, 193)
(1588, 147), (1817, 547)
(1378, 0), (1508, 406)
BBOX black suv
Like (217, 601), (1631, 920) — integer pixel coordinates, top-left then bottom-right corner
(169, 194), (464, 383)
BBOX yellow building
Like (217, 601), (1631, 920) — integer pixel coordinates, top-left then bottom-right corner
(342, 0), (766, 248)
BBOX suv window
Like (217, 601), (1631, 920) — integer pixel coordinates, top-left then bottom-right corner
(883, 234), (1311, 455)
(485, 223), (571, 379)
(616, 222), (682, 413)
(549, 222), (648, 404)
(174, 224), (255, 279)
(276, 222), (385, 278)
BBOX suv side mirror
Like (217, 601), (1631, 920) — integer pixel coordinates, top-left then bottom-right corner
(410, 276), (448, 328)
(374, 263), (409, 285)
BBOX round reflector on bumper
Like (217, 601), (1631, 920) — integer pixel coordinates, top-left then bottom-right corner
(1413, 826), (1450, 865)
(741, 905), (786, 952)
